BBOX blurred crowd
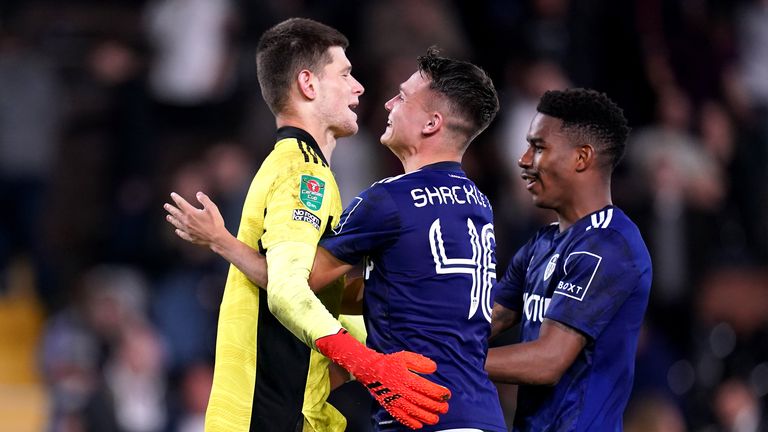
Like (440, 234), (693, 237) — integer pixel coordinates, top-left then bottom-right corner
(0, 0), (767, 431)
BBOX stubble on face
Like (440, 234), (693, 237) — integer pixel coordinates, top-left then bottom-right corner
(317, 46), (362, 138)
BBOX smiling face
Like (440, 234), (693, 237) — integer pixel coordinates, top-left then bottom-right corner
(519, 113), (580, 210)
(380, 71), (433, 151)
(316, 46), (365, 138)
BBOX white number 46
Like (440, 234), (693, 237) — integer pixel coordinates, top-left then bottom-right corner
(429, 218), (496, 322)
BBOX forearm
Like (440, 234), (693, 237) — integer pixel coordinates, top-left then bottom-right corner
(266, 241), (341, 348)
(486, 319), (586, 386)
(485, 340), (563, 386)
(340, 277), (364, 315)
(211, 232), (268, 288)
(490, 303), (520, 340)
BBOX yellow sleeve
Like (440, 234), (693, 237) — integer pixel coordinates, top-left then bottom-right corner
(266, 242), (341, 348)
(339, 314), (367, 344)
(261, 166), (342, 348)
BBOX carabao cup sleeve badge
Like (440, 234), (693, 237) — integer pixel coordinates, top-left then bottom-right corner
(299, 175), (326, 211)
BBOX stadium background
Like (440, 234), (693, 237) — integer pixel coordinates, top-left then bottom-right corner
(0, 0), (767, 430)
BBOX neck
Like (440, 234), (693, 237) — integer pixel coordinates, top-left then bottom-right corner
(276, 116), (337, 164)
(393, 138), (463, 173)
(556, 177), (612, 232)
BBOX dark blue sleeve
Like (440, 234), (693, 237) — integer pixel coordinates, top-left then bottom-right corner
(493, 237), (535, 311)
(319, 184), (401, 265)
(544, 229), (642, 340)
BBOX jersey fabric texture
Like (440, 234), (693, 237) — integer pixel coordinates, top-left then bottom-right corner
(494, 206), (652, 432)
(206, 126), (345, 432)
(321, 162), (507, 432)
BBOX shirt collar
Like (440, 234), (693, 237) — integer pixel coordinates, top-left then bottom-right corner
(276, 126), (328, 166)
(419, 161), (464, 172)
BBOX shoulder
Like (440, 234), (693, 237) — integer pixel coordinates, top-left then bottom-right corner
(273, 136), (329, 168)
(567, 209), (650, 269)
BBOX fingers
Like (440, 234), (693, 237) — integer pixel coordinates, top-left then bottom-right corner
(399, 351), (437, 374)
(406, 373), (451, 403)
(165, 213), (185, 231)
(164, 202), (184, 221)
(170, 192), (198, 212)
(398, 381), (450, 414)
(175, 228), (194, 242)
(384, 404), (425, 430)
(394, 351), (450, 403)
(196, 191), (218, 211)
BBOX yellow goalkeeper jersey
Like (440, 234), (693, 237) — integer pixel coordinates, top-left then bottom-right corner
(205, 126), (346, 432)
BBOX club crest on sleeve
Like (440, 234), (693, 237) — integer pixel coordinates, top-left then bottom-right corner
(544, 254), (559, 281)
(300, 175), (325, 211)
(292, 208), (321, 230)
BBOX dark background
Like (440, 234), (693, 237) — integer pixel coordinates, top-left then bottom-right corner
(1, 0), (767, 430)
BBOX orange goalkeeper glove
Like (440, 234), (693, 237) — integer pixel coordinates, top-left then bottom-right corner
(316, 329), (450, 429)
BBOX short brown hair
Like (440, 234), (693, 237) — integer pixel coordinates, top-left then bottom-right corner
(256, 18), (349, 115)
(417, 47), (499, 144)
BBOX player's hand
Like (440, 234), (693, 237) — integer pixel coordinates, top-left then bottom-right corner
(316, 329), (450, 429)
(164, 191), (227, 249)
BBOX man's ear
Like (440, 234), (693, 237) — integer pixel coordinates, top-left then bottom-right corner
(575, 144), (595, 172)
(297, 69), (317, 100)
(422, 112), (443, 136)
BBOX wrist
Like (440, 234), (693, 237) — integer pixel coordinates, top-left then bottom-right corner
(315, 329), (371, 372)
(209, 228), (234, 255)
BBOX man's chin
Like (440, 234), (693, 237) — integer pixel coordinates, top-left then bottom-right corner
(335, 123), (358, 138)
(529, 194), (548, 209)
(379, 133), (392, 146)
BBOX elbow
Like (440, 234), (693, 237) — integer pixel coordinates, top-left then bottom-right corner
(535, 357), (571, 386)
(265, 281), (292, 315)
(536, 368), (564, 386)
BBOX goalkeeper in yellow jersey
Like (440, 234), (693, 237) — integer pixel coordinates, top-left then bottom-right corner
(167, 18), (450, 432)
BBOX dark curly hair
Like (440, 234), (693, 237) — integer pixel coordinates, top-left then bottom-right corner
(257, 18), (348, 115)
(537, 88), (630, 170)
(417, 47), (499, 145)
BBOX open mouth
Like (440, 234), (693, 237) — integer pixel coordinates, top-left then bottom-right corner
(521, 172), (538, 189)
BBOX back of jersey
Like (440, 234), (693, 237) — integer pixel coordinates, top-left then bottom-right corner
(321, 162), (506, 432)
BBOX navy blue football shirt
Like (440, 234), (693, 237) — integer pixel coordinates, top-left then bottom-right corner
(494, 206), (652, 432)
(321, 162), (506, 432)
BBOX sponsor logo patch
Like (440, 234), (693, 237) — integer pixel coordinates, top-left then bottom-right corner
(292, 208), (321, 230)
(300, 175), (325, 211)
(554, 251), (602, 301)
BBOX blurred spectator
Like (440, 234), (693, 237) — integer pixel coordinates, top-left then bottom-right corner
(85, 39), (158, 266)
(624, 393), (688, 432)
(104, 320), (168, 432)
(143, 0), (236, 106)
(0, 25), (60, 306)
(713, 378), (766, 432)
(328, 128), (379, 207)
(627, 86), (724, 306)
(152, 160), (224, 374)
(143, 0), (244, 143)
(40, 265), (150, 431)
(204, 142), (252, 234)
(175, 363), (213, 432)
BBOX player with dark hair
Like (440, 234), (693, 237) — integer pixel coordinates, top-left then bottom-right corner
(486, 88), (651, 431)
(166, 48), (506, 431)
(181, 18), (449, 432)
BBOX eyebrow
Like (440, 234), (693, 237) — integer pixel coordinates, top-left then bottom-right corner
(526, 136), (543, 144)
